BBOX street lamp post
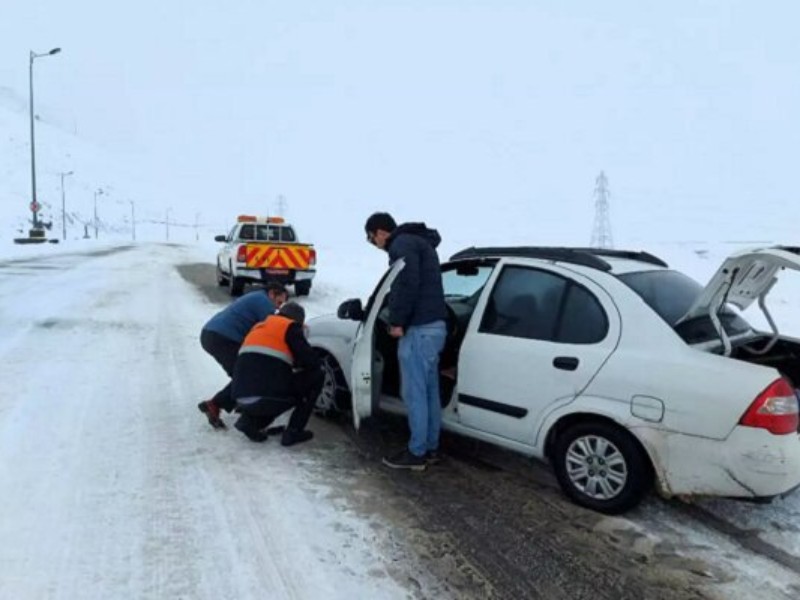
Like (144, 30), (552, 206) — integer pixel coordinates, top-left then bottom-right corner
(29, 47), (61, 233)
(59, 170), (73, 241)
(130, 200), (136, 241)
(93, 188), (104, 239)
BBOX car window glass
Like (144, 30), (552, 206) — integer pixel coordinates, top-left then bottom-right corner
(442, 264), (494, 300)
(252, 225), (296, 242)
(556, 285), (608, 343)
(365, 263), (402, 318)
(479, 266), (567, 341)
(619, 270), (752, 343)
(618, 270), (699, 325)
(239, 224), (255, 240)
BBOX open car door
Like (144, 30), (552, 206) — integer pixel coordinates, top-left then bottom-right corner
(351, 260), (405, 430)
(676, 246), (800, 354)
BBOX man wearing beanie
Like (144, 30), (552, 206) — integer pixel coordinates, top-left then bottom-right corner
(364, 212), (448, 470)
(231, 301), (323, 445)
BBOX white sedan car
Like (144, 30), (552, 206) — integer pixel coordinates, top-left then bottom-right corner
(307, 246), (800, 514)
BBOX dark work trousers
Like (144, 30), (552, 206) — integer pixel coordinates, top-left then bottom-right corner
(237, 367), (325, 432)
(200, 329), (241, 412)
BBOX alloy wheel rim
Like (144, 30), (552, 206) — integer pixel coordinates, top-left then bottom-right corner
(565, 435), (628, 500)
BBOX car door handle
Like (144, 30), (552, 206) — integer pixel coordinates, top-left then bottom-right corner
(553, 356), (579, 371)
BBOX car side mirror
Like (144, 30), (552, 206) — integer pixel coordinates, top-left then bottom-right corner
(214, 235), (227, 242)
(337, 298), (365, 321)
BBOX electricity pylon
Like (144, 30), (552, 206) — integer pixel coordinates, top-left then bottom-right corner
(590, 171), (614, 249)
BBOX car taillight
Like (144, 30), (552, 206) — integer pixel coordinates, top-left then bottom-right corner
(309, 248), (316, 266)
(739, 378), (799, 435)
(236, 246), (247, 263)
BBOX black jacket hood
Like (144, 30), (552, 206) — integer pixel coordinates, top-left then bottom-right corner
(387, 222), (441, 249)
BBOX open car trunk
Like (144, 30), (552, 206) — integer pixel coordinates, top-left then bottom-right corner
(729, 335), (800, 397)
(676, 246), (800, 357)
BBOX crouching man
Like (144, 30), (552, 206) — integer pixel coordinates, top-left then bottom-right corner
(232, 302), (323, 445)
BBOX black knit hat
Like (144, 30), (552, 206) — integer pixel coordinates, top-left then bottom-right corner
(364, 212), (397, 235)
(278, 301), (305, 324)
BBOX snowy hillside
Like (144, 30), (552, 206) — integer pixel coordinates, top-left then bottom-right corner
(0, 87), (213, 243)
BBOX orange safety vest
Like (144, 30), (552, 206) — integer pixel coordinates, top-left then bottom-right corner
(239, 315), (295, 365)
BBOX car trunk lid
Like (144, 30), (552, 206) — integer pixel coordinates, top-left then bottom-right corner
(678, 246), (800, 322)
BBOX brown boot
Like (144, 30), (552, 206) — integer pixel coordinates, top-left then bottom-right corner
(197, 400), (226, 430)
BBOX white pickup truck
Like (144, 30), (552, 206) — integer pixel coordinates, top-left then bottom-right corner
(215, 215), (317, 296)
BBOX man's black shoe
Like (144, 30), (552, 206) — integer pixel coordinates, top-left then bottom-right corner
(425, 450), (442, 465)
(234, 418), (268, 443)
(383, 449), (427, 471)
(198, 400), (226, 430)
(281, 429), (314, 447)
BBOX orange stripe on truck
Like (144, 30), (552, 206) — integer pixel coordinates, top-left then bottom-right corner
(244, 245), (312, 270)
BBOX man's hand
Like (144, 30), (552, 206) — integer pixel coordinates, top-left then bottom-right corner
(388, 326), (404, 338)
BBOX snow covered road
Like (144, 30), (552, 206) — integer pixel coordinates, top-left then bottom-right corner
(0, 244), (437, 599)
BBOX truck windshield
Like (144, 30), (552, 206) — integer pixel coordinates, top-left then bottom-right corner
(618, 270), (752, 344)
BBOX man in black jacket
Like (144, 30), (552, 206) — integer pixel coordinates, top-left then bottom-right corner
(231, 302), (323, 445)
(365, 212), (448, 470)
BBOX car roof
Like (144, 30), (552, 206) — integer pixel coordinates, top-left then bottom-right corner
(449, 246), (668, 273)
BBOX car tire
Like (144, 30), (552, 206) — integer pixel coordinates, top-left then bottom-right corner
(552, 421), (651, 514)
(295, 280), (312, 296)
(216, 262), (229, 286)
(315, 352), (350, 418)
(228, 269), (245, 297)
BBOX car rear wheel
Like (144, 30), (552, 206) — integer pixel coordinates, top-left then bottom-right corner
(228, 265), (245, 297)
(552, 421), (651, 514)
(295, 280), (311, 296)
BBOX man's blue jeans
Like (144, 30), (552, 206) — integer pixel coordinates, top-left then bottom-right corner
(397, 320), (447, 457)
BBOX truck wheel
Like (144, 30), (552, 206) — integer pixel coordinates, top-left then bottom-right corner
(229, 276), (245, 297)
(552, 421), (652, 514)
(295, 280), (312, 296)
(216, 262), (229, 286)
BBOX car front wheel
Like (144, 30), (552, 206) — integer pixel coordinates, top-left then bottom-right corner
(315, 353), (349, 418)
(552, 421), (651, 514)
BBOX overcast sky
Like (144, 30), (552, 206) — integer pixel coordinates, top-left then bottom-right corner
(1, 1), (798, 245)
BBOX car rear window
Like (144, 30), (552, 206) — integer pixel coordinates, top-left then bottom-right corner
(619, 270), (752, 344)
(239, 224), (296, 242)
(256, 225), (296, 242)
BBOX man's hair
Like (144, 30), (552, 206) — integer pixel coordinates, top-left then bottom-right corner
(277, 301), (305, 324)
(364, 212), (397, 235)
(265, 282), (288, 297)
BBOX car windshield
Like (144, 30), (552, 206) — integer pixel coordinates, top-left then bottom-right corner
(618, 270), (753, 344)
